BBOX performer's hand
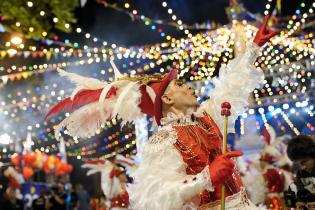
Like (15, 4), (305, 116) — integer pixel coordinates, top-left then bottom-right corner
(209, 151), (243, 186)
(253, 15), (280, 46)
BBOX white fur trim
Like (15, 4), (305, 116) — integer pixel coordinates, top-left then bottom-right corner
(4, 167), (25, 184)
(199, 188), (267, 210)
(128, 126), (213, 210)
(199, 43), (263, 133)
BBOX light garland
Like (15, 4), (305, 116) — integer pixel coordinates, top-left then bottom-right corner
(280, 110), (301, 135)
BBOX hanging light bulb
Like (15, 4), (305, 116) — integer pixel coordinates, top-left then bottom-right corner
(11, 36), (22, 45)
(0, 134), (11, 145)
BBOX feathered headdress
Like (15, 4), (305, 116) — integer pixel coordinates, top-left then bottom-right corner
(45, 63), (177, 139)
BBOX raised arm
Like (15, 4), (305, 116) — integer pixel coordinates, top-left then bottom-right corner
(200, 16), (279, 133)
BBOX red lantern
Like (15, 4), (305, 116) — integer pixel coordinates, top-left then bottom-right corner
(43, 155), (57, 174)
(23, 166), (34, 179)
(65, 164), (73, 173)
(32, 152), (44, 169)
(11, 154), (20, 166)
(54, 161), (65, 176)
(24, 152), (36, 167)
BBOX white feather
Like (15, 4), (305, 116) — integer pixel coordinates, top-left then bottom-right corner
(82, 161), (122, 199)
(110, 60), (124, 79)
(55, 102), (113, 139)
(115, 154), (137, 175)
(243, 173), (268, 205)
(146, 86), (156, 103)
(99, 84), (114, 121)
(112, 81), (143, 124)
(57, 68), (107, 99)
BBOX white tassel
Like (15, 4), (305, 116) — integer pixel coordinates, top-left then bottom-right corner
(110, 60), (125, 79)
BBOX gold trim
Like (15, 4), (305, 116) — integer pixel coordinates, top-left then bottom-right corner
(117, 74), (163, 85)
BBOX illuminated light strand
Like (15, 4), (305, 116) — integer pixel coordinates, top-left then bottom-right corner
(256, 2), (314, 71)
(280, 110), (300, 135)
(161, 1), (189, 40)
(263, 0), (274, 16)
(258, 108), (272, 131)
(96, 1), (170, 39)
(98, 140), (137, 160)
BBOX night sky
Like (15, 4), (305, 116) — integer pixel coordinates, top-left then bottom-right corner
(72, 0), (314, 46)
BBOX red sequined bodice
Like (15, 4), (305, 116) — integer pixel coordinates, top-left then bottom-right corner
(173, 113), (243, 205)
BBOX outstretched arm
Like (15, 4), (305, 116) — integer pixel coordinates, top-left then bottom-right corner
(200, 16), (279, 133)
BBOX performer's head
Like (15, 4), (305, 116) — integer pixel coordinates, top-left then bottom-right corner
(144, 70), (199, 125)
(161, 79), (199, 117)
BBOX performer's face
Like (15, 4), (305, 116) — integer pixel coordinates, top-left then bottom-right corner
(162, 80), (199, 114)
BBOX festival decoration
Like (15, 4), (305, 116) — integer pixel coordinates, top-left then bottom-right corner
(0, 0), (313, 169)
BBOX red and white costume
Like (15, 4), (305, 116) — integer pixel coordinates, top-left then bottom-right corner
(82, 159), (130, 210)
(244, 132), (293, 208)
(46, 16), (277, 210)
(128, 43), (265, 210)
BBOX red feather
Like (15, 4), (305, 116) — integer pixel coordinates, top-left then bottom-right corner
(45, 87), (118, 120)
(71, 87), (118, 110)
(71, 89), (103, 110)
(85, 159), (105, 164)
(261, 126), (271, 145)
(45, 97), (73, 120)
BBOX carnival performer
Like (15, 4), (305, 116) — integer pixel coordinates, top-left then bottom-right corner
(239, 128), (293, 208)
(82, 155), (134, 210)
(46, 15), (278, 209)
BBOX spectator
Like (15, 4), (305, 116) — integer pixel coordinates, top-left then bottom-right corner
(2, 187), (23, 210)
(32, 189), (46, 210)
(49, 183), (67, 210)
(75, 184), (90, 210)
(287, 135), (315, 210)
(67, 183), (79, 210)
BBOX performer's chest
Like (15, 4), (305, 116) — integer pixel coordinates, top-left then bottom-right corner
(173, 116), (223, 175)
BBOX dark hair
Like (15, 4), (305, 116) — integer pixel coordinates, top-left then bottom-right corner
(287, 135), (315, 161)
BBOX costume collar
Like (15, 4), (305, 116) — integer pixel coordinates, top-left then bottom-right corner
(160, 110), (203, 126)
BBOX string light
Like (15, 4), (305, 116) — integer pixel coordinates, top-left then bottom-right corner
(1, 1), (315, 160)
(280, 110), (300, 135)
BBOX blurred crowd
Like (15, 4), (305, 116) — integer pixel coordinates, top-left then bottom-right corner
(0, 182), (94, 210)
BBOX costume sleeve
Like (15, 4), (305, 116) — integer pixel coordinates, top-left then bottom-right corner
(199, 42), (264, 133)
(127, 127), (214, 210)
